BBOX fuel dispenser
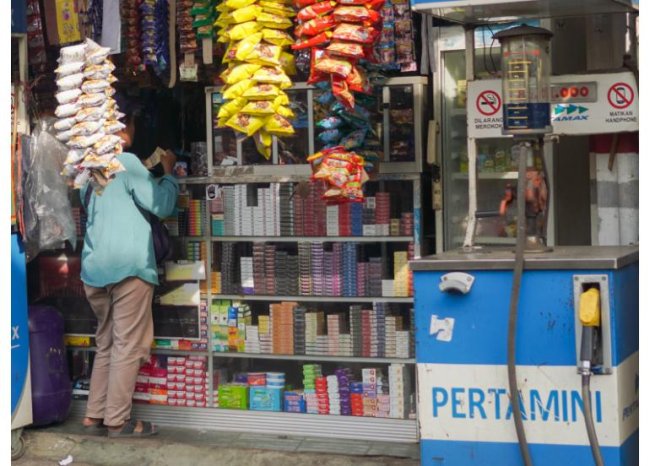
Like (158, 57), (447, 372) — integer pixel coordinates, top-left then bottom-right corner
(409, 7), (639, 466)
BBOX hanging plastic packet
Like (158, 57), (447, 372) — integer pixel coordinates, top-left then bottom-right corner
(262, 29), (295, 47)
(264, 114), (295, 135)
(226, 113), (266, 136)
(68, 132), (105, 149)
(56, 73), (85, 91)
(55, 102), (82, 118)
(54, 117), (78, 131)
(243, 83), (282, 100)
(70, 121), (103, 137)
(94, 134), (124, 155)
(317, 129), (341, 143)
(297, 1), (336, 20)
(340, 128), (367, 149)
(251, 67), (292, 88)
(56, 89), (82, 105)
(55, 61), (85, 76)
(240, 100), (277, 116)
(59, 43), (88, 64)
(317, 116), (343, 129)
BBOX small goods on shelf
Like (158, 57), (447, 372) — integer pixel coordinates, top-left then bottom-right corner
(211, 300), (414, 359)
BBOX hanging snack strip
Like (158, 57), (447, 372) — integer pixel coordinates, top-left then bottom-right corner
(392, 0), (416, 72)
(154, 0), (171, 76)
(191, 0), (217, 40)
(307, 145), (369, 203)
(214, 0), (297, 158)
(122, 0), (145, 73)
(55, 39), (126, 191)
(26, 0), (47, 72)
(178, 0), (199, 55)
(293, 0), (384, 202)
(140, 0), (158, 67)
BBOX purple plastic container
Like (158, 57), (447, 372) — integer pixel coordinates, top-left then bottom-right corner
(28, 305), (72, 426)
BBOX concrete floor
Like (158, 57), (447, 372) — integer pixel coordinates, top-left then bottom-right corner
(13, 417), (420, 466)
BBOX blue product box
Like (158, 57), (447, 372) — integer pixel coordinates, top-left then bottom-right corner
(249, 387), (283, 412)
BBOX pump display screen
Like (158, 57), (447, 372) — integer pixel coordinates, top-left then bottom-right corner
(551, 82), (598, 103)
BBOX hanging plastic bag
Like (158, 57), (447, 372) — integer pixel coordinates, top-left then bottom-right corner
(22, 119), (77, 260)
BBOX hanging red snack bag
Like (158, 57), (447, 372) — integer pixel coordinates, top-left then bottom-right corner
(332, 23), (378, 44)
(346, 65), (371, 93)
(300, 15), (337, 36)
(331, 76), (355, 109)
(294, 0), (319, 9)
(292, 31), (332, 50)
(307, 47), (327, 84)
(366, 0), (385, 10)
(325, 41), (365, 59)
(314, 54), (353, 78)
(297, 1), (337, 21)
(333, 6), (374, 23)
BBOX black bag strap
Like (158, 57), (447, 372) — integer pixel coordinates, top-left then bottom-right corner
(82, 185), (93, 211)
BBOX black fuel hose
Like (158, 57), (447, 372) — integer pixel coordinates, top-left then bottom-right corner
(508, 142), (533, 466)
(582, 373), (605, 466)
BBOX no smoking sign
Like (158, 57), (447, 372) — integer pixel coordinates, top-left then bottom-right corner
(476, 90), (502, 116)
(607, 82), (634, 109)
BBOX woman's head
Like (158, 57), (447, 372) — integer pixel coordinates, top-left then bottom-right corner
(114, 91), (138, 149)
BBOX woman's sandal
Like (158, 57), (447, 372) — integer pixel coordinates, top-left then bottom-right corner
(82, 419), (107, 435)
(107, 419), (158, 438)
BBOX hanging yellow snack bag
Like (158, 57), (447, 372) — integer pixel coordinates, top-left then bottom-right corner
(223, 41), (239, 62)
(279, 52), (297, 75)
(232, 4), (263, 23)
(226, 113), (266, 136)
(258, 12), (293, 29)
(226, 63), (262, 84)
(277, 105), (295, 119)
(217, 97), (248, 119)
(274, 93), (290, 107)
(223, 79), (254, 99)
(243, 83), (282, 100)
(259, 1), (296, 17)
(225, 0), (257, 10)
(244, 43), (282, 67)
(261, 29), (295, 47)
(228, 21), (263, 41)
(240, 100), (277, 116)
(216, 2), (230, 12)
(234, 33), (264, 61)
(253, 129), (273, 159)
(252, 67), (292, 89)
(264, 114), (295, 135)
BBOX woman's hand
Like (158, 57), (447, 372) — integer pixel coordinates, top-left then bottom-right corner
(161, 150), (177, 175)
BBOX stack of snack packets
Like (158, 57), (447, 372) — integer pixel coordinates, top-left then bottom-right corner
(55, 39), (126, 191)
(214, 0), (297, 158)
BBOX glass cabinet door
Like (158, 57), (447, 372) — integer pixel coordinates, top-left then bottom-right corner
(386, 84), (416, 163)
(442, 49), (522, 249)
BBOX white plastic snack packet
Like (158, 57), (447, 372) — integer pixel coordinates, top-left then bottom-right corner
(68, 132), (104, 149)
(56, 73), (84, 91)
(55, 89), (82, 105)
(73, 169), (92, 189)
(55, 102), (82, 118)
(76, 105), (107, 122)
(55, 61), (85, 76)
(54, 116), (78, 131)
(94, 134), (123, 155)
(70, 121), (103, 137)
(78, 92), (107, 107)
(103, 120), (126, 134)
(65, 149), (88, 165)
(55, 129), (74, 142)
(81, 79), (111, 94)
(59, 42), (87, 64)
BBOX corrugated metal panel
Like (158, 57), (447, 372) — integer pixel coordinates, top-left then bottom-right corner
(70, 401), (418, 443)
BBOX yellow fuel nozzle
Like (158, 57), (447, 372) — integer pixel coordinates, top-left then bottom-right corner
(579, 288), (601, 327)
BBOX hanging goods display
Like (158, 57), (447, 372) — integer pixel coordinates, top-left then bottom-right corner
(214, 0), (297, 158)
(55, 38), (126, 191)
(292, 0), (384, 202)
